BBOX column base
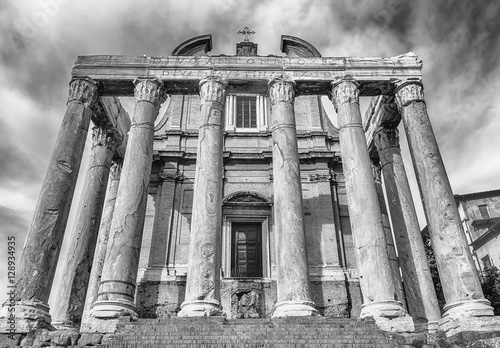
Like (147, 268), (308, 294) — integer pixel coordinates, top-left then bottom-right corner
(90, 299), (138, 320)
(360, 300), (407, 319)
(51, 320), (79, 330)
(177, 300), (224, 317)
(0, 300), (52, 333)
(442, 299), (494, 321)
(440, 316), (500, 337)
(272, 300), (318, 318)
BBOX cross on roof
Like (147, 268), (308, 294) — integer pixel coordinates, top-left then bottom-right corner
(237, 27), (255, 42)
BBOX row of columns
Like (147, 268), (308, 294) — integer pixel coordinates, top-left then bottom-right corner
(2, 75), (493, 330)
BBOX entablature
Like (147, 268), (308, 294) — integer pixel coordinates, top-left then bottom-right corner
(72, 52), (422, 96)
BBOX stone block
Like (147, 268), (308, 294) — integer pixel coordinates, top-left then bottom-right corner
(0, 333), (23, 347)
(78, 333), (103, 346)
(440, 316), (500, 337)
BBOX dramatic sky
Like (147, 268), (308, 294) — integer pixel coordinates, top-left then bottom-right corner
(0, 0), (499, 307)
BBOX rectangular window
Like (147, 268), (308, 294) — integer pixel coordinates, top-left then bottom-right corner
(236, 96), (257, 128)
(478, 204), (490, 219)
(231, 222), (262, 278)
(482, 254), (492, 268)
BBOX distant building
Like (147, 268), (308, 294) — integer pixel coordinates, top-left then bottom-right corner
(455, 189), (500, 272)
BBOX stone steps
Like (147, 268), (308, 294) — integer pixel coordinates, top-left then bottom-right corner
(101, 317), (407, 347)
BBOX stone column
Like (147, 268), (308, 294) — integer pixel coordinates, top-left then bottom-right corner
(371, 161), (406, 309)
(0, 77), (98, 328)
(330, 78), (406, 319)
(91, 77), (166, 318)
(178, 77), (227, 317)
(374, 126), (441, 324)
(53, 125), (120, 328)
(81, 161), (122, 327)
(395, 81), (493, 320)
(268, 78), (317, 318)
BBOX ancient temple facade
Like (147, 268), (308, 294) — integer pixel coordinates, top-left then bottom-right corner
(1, 33), (498, 339)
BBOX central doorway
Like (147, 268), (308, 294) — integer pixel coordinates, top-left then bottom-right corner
(231, 222), (263, 278)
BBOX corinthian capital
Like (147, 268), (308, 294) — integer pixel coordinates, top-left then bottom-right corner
(330, 78), (360, 111)
(394, 81), (424, 108)
(91, 125), (122, 151)
(109, 160), (123, 180)
(374, 127), (400, 151)
(134, 77), (166, 108)
(268, 78), (296, 105)
(67, 77), (99, 107)
(199, 77), (228, 104)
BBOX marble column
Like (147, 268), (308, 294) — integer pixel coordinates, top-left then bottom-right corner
(0, 77), (98, 327)
(374, 126), (441, 323)
(268, 78), (317, 318)
(371, 161), (406, 309)
(52, 125), (120, 328)
(91, 77), (166, 318)
(395, 81), (493, 320)
(178, 77), (227, 317)
(330, 78), (406, 319)
(81, 161), (122, 326)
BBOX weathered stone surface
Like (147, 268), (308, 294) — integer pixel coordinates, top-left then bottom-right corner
(374, 126), (441, 324)
(178, 78), (227, 317)
(53, 126), (119, 328)
(395, 81), (493, 320)
(81, 161), (122, 326)
(92, 77), (166, 319)
(72, 53), (423, 96)
(268, 78), (317, 318)
(0, 77), (98, 328)
(77, 333), (103, 346)
(330, 78), (406, 319)
(372, 161), (406, 308)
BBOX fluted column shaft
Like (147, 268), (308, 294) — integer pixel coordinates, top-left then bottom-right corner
(92, 77), (165, 318)
(81, 161), (122, 326)
(330, 78), (406, 319)
(178, 78), (227, 317)
(395, 81), (493, 320)
(371, 161), (406, 308)
(269, 78), (317, 318)
(53, 125), (120, 327)
(374, 126), (441, 323)
(1, 77), (98, 326)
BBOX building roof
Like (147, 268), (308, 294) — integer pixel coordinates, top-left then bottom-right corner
(455, 189), (500, 201)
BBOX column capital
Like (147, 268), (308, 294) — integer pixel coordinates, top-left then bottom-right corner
(268, 78), (296, 105)
(91, 125), (122, 151)
(67, 76), (99, 107)
(374, 127), (400, 151)
(109, 160), (123, 180)
(371, 160), (382, 184)
(133, 76), (166, 108)
(394, 81), (424, 108)
(199, 77), (228, 105)
(330, 78), (360, 111)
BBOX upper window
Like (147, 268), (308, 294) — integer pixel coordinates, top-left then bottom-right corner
(225, 94), (268, 131)
(482, 254), (492, 268)
(236, 96), (257, 128)
(478, 204), (490, 219)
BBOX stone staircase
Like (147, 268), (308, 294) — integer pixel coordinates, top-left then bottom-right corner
(103, 317), (408, 347)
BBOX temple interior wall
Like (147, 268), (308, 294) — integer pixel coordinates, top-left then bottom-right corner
(135, 93), (361, 318)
